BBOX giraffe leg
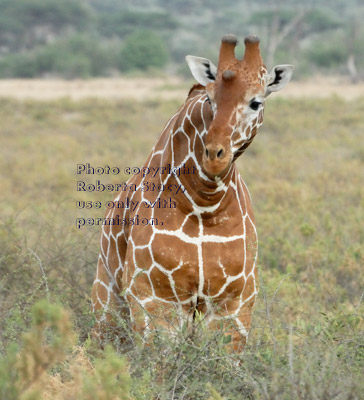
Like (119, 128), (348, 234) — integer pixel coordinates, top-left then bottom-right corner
(126, 297), (187, 337)
(208, 299), (254, 352)
(91, 254), (129, 346)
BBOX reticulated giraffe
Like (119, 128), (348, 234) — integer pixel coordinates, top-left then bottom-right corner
(92, 34), (294, 350)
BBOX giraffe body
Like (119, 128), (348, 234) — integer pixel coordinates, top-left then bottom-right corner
(92, 35), (294, 350)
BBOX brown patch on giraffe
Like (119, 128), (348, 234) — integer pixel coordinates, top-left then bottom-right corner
(130, 273), (153, 299)
(161, 148), (172, 169)
(202, 263), (227, 297)
(149, 267), (177, 301)
(216, 297), (242, 315)
(183, 114), (194, 134)
(158, 165), (170, 184)
(202, 100), (214, 125)
(153, 206), (189, 232)
(173, 131), (190, 165)
(116, 234), (127, 266)
(134, 185), (151, 206)
(219, 277), (246, 301)
(94, 281), (108, 306)
(258, 110), (264, 124)
(130, 224), (153, 246)
(202, 239), (246, 278)
(150, 152), (163, 178)
(202, 206), (244, 237)
(142, 203), (154, 221)
(243, 274), (255, 300)
(190, 98), (210, 133)
(232, 131), (240, 142)
(111, 219), (124, 238)
(244, 291), (256, 309)
(134, 247), (153, 270)
(193, 134), (204, 160)
(152, 233), (197, 271)
(184, 156), (200, 174)
(106, 237), (121, 272)
(251, 126), (258, 138)
(142, 191), (159, 209)
(172, 264), (199, 301)
(181, 214), (199, 237)
(244, 217), (258, 276)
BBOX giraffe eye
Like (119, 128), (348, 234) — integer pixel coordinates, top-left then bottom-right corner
(250, 101), (262, 111)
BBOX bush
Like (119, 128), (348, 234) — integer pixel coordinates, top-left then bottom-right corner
(0, 34), (115, 79)
(307, 40), (347, 68)
(0, 53), (38, 78)
(0, 0), (91, 52)
(0, 300), (75, 400)
(53, 54), (92, 79)
(39, 34), (115, 78)
(120, 30), (169, 72)
(0, 300), (134, 400)
(98, 10), (177, 38)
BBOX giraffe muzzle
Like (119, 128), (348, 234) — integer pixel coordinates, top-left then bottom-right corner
(205, 145), (225, 161)
(203, 144), (232, 177)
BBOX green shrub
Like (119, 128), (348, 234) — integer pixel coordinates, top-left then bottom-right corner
(98, 10), (177, 38)
(0, 300), (75, 400)
(53, 54), (92, 79)
(0, 53), (38, 78)
(0, 34), (115, 78)
(120, 30), (169, 72)
(39, 34), (114, 78)
(307, 41), (347, 68)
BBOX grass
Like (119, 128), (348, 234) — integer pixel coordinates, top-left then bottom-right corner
(0, 95), (363, 399)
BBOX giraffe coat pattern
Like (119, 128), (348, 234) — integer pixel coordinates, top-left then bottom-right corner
(91, 34), (294, 350)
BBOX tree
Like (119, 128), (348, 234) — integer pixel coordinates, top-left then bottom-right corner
(0, 0), (91, 52)
(250, 5), (309, 67)
(120, 30), (169, 72)
(97, 10), (177, 39)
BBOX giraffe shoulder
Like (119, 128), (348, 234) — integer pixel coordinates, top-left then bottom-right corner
(187, 83), (205, 97)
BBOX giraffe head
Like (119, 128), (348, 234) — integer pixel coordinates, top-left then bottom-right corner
(186, 34), (294, 177)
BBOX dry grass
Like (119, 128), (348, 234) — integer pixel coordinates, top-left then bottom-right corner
(0, 75), (363, 101)
(0, 93), (363, 399)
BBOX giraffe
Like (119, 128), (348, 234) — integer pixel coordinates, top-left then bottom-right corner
(91, 34), (294, 351)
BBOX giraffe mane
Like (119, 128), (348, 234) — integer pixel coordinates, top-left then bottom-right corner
(188, 83), (205, 97)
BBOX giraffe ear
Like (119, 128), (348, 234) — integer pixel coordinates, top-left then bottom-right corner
(265, 64), (294, 96)
(186, 55), (217, 86)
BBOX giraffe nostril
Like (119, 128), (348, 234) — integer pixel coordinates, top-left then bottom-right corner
(217, 148), (224, 158)
(205, 148), (209, 158)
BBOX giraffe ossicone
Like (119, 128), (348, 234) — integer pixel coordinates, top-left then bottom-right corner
(92, 34), (294, 351)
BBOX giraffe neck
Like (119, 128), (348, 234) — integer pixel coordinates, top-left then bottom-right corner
(150, 88), (239, 215)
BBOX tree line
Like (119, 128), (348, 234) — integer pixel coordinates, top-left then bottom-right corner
(0, 0), (362, 81)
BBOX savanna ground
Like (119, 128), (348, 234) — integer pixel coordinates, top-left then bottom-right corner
(0, 78), (363, 399)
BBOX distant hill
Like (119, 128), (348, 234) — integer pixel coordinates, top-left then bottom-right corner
(0, 0), (362, 81)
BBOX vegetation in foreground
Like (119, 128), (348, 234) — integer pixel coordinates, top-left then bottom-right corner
(0, 96), (363, 399)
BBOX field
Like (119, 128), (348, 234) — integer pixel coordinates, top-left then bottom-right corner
(1, 76), (364, 101)
(0, 79), (363, 399)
